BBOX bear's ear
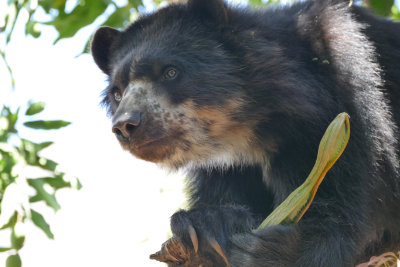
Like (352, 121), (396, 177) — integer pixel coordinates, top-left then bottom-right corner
(188, 0), (229, 25)
(91, 26), (121, 75)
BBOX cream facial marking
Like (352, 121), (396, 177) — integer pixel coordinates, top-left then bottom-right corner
(114, 81), (265, 170)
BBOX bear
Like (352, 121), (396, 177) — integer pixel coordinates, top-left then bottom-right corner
(90, 0), (400, 266)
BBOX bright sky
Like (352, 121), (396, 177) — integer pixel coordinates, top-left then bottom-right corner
(0, 0), (399, 266)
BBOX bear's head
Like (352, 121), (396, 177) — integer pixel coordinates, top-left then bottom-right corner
(91, 0), (266, 169)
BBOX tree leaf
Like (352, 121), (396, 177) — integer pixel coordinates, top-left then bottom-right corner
(128, 0), (143, 8)
(25, 101), (45, 116)
(103, 5), (132, 28)
(11, 222), (26, 250)
(21, 139), (53, 161)
(392, 4), (400, 20)
(80, 4), (136, 54)
(47, 0), (109, 43)
(0, 247), (12, 252)
(6, 254), (22, 267)
(43, 175), (74, 189)
(0, 142), (20, 174)
(25, 21), (42, 38)
(369, 0), (395, 17)
(37, 141), (54, 150)
(28, 179), (61, 211)
(0, 211), (17, 230)
(0, 183), (22, 228)
(248, 0), (264, 6)
(51, 174), (82, 190)
(40, 0), (67, 13)
(28, 175), (72, 190)
(23, 120), (70, 130)
(1, 106), (19, 133)
(248, 0), (279, 6)
(37, 157), (58, 171)
(31, 209), (54, 239)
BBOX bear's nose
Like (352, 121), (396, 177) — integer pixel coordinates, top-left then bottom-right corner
(112, 111), (141, 141)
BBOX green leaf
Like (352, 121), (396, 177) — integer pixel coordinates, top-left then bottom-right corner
(103, 5), (132, 28)
(128, 0), (143, 8)
(0, 247), (12, 252)
(1, 106), (19, 133)
(369, 0), (394, 17)
(0, 183), (22, 228)
(392, 4), (400, 20)
(23, 120), (70, 130)
(28, 179), (61, 211)
(40, 0), (67, 13)
(6, 254), (22, 267)
(0, 143), (20, 177)
(31, 209), (54, 239)
(11, 222), (26, 250)
(20, 139), (54, 165)
(28, 175), (72, 190)
(45, 175), (73, 189)
(37, 157), (58, 171)
(0, 49), (16, 89)
(25, 21), (42, 38)
(25, 101), (45, 116)
(47, 0), (109, 43)
(80, 4), (136, 54)
(249, 0), (264, 6)
(248, 0), (279, 6)
(0, 211), (17, 230)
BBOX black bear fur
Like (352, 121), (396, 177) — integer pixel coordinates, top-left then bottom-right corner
(91, 0), (400, 266)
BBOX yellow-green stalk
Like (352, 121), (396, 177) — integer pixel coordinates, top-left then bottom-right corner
(258, 112), (350, 229)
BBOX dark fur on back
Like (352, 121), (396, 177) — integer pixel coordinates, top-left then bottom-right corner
(91, 0), (400, 265)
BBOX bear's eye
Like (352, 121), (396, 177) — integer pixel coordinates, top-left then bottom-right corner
(113, 89), (122, 102)
(163, 67), (178, 80)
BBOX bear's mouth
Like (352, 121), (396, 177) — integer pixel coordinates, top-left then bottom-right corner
(133, 135), (170, 150)
(130, 138), (176, 163)
(118, 130), (184, 163)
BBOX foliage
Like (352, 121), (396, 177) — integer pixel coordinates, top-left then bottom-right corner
(0, 103), (81, 266)
(249, 0), (291, 7)
(0, 1), (145, 265)
(249, 0), (399, 19)
(366, 0), (396, 17)
(0, 1), (147, 265)
(1, 0), (144, 64)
